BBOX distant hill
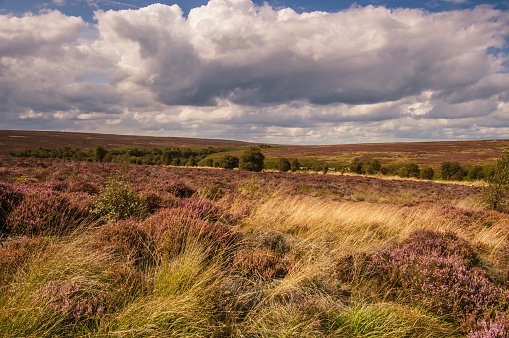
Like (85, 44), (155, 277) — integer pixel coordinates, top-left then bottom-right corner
(1, 130), (509, 169)
(0, 130), (254, 155)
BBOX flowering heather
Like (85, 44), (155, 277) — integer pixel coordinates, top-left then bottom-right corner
(40, 281), (115, 321)
(95, 218), (155, 268)
(6, 187), (88, 235)
(232, 248), (295, 280)
(468, 318), (509, 338)
(373, 230), (509, 327)
(166, 181), (196, 198)
(142, 207), (239, 260)
(0, 182), (24, 233)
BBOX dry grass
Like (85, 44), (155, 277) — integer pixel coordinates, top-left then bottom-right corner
(241, 194), (509, 257)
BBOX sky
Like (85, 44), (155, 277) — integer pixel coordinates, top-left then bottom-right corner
(1, 0), (509, 145)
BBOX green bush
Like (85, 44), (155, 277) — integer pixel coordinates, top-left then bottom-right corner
(239, 147), (265, 172)
(92, 176), (148, 222)
(441, 162), (466, 181)
(483, 150), (509, 211)
(278, 158), (291, 172)
(421, 167), (435, 180)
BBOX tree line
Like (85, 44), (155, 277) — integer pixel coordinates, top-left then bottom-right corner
(9, 145), (498, 181)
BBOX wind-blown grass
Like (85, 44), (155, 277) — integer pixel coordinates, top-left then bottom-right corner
(1, 156), (508, 337)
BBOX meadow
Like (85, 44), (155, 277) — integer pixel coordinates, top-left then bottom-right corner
(1, 155), (509, 337)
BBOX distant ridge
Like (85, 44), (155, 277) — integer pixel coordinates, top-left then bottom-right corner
(2, 130), (509, 168)
(0, 130), (255, 155)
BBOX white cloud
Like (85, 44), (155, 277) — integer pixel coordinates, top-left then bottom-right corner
(1, 1), (509, 144)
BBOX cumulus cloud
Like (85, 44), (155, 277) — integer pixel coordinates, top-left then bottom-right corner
(1, 0), (509, 144)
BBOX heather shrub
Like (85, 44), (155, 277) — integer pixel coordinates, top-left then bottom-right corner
(95, 218), (156, 268)
(373, 229), (509, 327)
(232, 248), (295, 280)
(0, 236), (48, 285)
(6, 188), (87, 235)
(92, 177), (148, 222)
(166, 181), (195, 198)
(39, 280), (116, 321)
(0, 182), (24, 233)
(468, 317), (509, 338)
(178, 196), (246, 224)
(142, 207), (239, 260)
(67, 180), (100, 194)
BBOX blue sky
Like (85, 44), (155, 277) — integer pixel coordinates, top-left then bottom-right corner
(1, 0), (509, 144)
(1, 0), (508, 18)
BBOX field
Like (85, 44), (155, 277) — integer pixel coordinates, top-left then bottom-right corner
(1, 154), (509, 337)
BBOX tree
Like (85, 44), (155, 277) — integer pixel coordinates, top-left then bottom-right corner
(220, 155), (239, 170)
(239, 146), (265, 172)
(483, 150), (509, 211)
(278, 158), (291, 172)
(468, 166), (485, 181)
(399, 163), (420, 178)
(441, 162), (466, 181)
(367, 159), (382, 175)
(160, 151), (172, 165)
(291, 159), (300, 172)
(421, 167), (435, 180)
(95, 145), (108, 163)
(186, 155), (197, 167)
(350, 158), (363, 174)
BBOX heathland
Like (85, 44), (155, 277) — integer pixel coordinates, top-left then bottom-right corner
(1, 132), (509, 336)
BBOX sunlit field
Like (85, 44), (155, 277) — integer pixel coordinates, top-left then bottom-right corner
(1, 156), (509, 337)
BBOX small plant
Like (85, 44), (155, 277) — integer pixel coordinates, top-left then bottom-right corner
(92, 176), (148, 222)
(95, 218), (156, 268)
(40, 280), (115, 321)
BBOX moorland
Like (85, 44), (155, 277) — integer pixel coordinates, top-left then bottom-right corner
(1, 131), (509, 337)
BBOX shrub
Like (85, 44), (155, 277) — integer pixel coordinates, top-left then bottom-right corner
(95, 218), (156, 268)
(219, 155), (239, 170)
(6, 188), (87, 235)
(468, 166), (485, 181)
(92, 177), (148, 222)
(398, 163), (420, 178)
(278, 158), (291, 172)
(232, 248), (294, 280)
(483, 151), (509, 211)
(291, 159), (301, 172)
(0, 182), (24, 233)
(468, 317), (509, 338)
(166, 181), (195, 198)
(441, 161), (467, 181)
(142, 207), (239, 260)
(373, 230), (508, 327)
(40, 280), (116, 321)
(421, 167), (435, 180)
(239, 146), (265, 172)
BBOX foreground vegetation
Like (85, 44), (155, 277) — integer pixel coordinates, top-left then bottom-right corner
(1, 156), (509, 337)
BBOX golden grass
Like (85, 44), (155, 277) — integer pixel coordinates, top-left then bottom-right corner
(241, 194), (509, 256)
